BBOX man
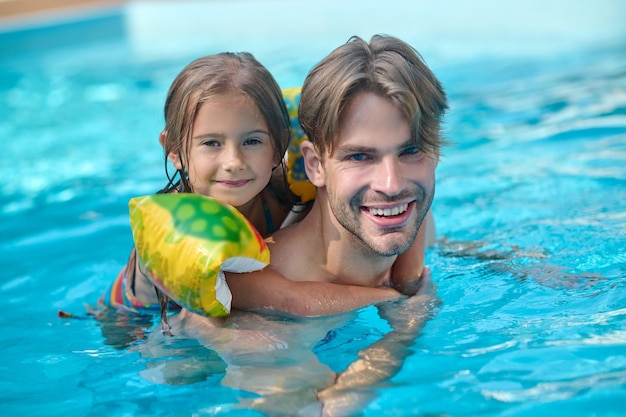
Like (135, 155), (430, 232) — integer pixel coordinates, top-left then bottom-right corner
(261, 35), (447, 413)
(268, 34), (446, 289)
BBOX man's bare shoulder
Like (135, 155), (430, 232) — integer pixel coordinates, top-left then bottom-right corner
(267, 220), (307, 255)
(266, 216), (321, 282)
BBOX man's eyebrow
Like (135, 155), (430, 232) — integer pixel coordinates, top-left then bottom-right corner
(336, 139), (415, 153)
(335, 144), (376, 154)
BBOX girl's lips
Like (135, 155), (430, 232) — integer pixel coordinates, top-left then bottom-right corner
(217, 180), (250, 188)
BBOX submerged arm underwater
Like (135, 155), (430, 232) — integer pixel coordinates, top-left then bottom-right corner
(317, 270), (439, 415)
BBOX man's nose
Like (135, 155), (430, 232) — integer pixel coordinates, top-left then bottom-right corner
(371, 156), (405, 196)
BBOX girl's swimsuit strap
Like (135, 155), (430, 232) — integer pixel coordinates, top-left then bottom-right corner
(259, 190), (275, 234)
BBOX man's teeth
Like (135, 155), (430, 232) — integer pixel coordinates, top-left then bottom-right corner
(368, 203), (409, 217)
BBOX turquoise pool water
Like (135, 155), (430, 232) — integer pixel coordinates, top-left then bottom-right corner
(1, 2), (625, 416)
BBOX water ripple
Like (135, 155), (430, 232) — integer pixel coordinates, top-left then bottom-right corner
(482, 369), (626, 403)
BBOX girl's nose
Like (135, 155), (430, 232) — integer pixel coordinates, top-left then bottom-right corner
(223, 144), (245, 171)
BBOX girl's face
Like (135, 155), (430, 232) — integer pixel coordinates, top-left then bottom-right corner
(169, 94), (278, 208)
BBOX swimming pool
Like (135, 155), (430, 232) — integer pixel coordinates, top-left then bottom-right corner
(1, 1), (625, 416)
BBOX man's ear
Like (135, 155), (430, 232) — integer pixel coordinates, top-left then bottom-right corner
(160, 130), (183, 170)
(300, 140), (325, 187)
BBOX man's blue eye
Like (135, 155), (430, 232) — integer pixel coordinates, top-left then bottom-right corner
(402, 146), (419, 155)
(349, 153), (368, 161)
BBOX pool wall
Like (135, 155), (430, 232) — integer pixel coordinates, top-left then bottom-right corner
(3, 0), (626, 63)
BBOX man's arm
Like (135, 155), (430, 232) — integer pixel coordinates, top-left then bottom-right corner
(389, 209), (435, 295)
(317, 269), (437, 415)
(225, 268), (404, 317)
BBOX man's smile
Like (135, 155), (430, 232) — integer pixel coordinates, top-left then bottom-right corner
(361, 201), (416, 228)
(366, 202), (409, 217)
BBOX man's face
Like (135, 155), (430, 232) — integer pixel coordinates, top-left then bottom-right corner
(320, 91), (437, 256)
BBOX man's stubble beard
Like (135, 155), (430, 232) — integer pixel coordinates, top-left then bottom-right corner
(327, 182), (435, 257)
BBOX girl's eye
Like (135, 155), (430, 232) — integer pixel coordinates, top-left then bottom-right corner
(202, 140), (221, 147)
(243, 137), (263, 146)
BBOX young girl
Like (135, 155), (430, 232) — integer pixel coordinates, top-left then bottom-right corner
(100, 52), (423, 323)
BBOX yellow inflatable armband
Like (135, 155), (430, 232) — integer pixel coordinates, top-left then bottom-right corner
(129, 193), (270, 317)
(283, 87), (316, 203)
